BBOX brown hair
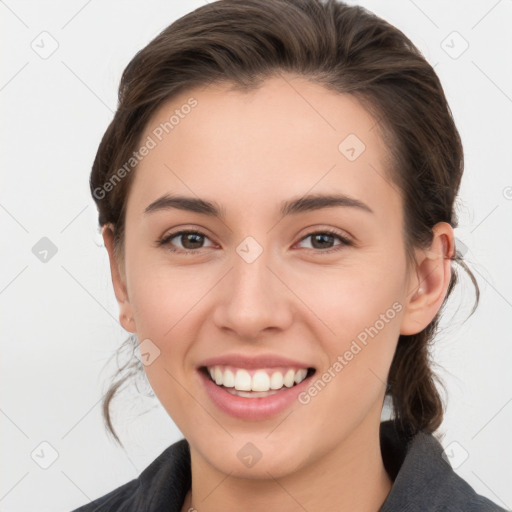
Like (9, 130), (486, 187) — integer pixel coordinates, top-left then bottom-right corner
(91, 0), (479, 445)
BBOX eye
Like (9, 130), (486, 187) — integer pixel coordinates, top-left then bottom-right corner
(159, 230), (215, 253)
(158, 228), (353, 255)
(296, 229), (352, 254)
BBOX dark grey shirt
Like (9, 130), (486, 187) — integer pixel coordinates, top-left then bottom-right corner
(71, 421), (507, 511)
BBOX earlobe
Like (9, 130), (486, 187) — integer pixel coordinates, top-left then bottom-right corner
(400, 222), (455, 336)
(102, 224), (136, 333)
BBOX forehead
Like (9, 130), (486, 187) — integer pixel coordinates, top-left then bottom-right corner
(127, 75), (401, 222)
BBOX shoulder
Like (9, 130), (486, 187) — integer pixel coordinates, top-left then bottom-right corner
(69, 438), (191, 512)
(70, 479), (139, 512)
(379, 421), (507, 512)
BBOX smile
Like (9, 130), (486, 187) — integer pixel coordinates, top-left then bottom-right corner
(198, 364), (316, 419)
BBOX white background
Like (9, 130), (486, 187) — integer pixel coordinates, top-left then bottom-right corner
(1, 1), (511, 510)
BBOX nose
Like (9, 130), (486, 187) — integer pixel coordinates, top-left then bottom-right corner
(212, 246), (294, 340)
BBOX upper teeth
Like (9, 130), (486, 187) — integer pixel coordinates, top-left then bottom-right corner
(207, 366), (309, 392)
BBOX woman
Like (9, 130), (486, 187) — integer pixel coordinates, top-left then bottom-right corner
(72, 0), (506, 510)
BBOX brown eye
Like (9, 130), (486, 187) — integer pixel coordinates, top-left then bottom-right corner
(310, 233), (336, 249)
(160, 230), (214, 253)
(177, 232), (205, 249)
(297, 230), (352, 253)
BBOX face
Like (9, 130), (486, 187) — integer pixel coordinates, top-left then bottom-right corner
(104, 74), (451, 479)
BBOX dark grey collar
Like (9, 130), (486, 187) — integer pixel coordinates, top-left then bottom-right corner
(377, 421), (506, 511)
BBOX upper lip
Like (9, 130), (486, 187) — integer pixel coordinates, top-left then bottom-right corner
(199, 353), (314, 370)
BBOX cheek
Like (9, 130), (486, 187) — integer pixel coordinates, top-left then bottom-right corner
(290, 255), (406, 344)
(127, 261), (207, 337)
(297, 295), (402, 438)
(290, 257), (405, 401)
(125, 262), (217, 390)
(126, 267), (198, 425)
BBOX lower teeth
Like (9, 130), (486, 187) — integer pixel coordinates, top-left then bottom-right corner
(223, 386), (283, 398)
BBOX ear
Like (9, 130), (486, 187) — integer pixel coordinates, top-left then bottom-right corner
(400, 222), (455, 336)
(102, 224), (136, 333)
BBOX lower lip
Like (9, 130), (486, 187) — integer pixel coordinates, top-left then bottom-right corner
(198, 369), (314, 420)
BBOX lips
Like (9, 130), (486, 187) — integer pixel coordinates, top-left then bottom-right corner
(199, 353), (313, 370)
(196, 353), (316, 420)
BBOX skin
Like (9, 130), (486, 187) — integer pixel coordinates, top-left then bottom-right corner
(103, 73), (454, 512)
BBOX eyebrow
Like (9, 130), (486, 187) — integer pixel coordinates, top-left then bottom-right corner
(144, 192), (374, 219)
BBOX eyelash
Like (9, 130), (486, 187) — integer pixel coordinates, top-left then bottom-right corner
(158, 228), (353, 255)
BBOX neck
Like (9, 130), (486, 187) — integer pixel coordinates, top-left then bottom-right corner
(181, 417), (393, 512)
